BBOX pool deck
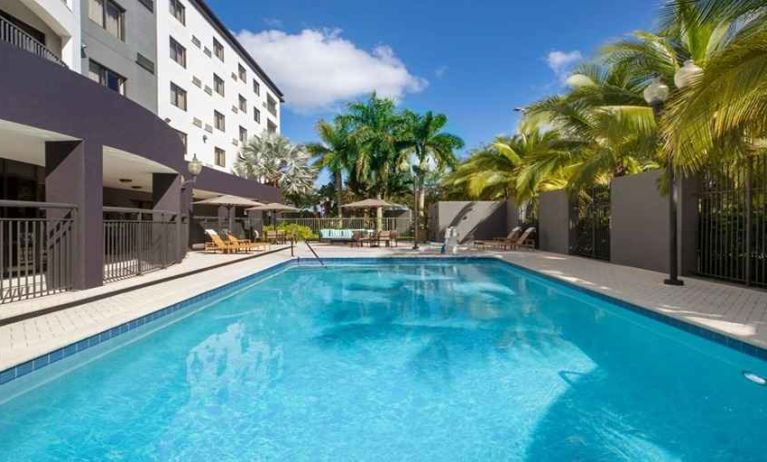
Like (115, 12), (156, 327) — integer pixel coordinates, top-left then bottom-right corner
(1, 244), (765, 371)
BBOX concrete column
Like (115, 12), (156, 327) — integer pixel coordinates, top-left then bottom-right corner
(45, 140), (103, 289)
(538, 190), (570, 254)
(678, 174), (700, 276)
(152, 173), (183, 263)
(180, 180), (193, 255)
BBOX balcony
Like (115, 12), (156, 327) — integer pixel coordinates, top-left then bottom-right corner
(0, 15), (65, 67)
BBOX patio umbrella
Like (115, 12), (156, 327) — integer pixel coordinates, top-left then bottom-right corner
(194, 195), (264, 232)
(342, 198), (404, 231)
(246, 202), (299, 229)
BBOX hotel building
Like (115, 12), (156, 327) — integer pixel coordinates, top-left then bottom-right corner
(0, 0), (283, 299)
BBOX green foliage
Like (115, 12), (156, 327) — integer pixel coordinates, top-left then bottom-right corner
(275, 223), (317, 241)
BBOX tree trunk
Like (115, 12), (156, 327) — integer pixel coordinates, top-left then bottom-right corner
(334, 170), (343, 218)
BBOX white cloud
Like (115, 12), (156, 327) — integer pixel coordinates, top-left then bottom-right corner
(546, 50), (582, 83)
(236, 28), (427, 111)
(435, 65), (448, 78)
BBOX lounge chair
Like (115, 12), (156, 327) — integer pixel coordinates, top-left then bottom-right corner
(474, 226), (522, 250)
(226, 233), (269, 252)
(350, 231), (370, 247)
(509, 227), (536, 250)
(204, 229), (239, 253)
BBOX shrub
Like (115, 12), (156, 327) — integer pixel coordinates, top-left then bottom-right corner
(275, 223), (317, 241)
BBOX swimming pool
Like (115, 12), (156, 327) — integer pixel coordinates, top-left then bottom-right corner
(0, 258), (765, 461)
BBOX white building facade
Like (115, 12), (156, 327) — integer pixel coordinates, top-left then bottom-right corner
(0, 0), (82, 71)
(155, 0), (283, 174)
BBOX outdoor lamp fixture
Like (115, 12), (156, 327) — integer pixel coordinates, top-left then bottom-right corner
(183, 153), (203, 188)
(643, 61), (702, 287)
(187, 153), (203, 177)
(412, 165), (422, 250)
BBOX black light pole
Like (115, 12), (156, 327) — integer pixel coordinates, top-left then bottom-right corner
(412, 165), (420, 250)
(644, 77), (683, 286)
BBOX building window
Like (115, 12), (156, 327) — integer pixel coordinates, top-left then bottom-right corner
(177, 130), (187, 153)
(169, 0), (185, 25)
(252, 79), (260, 96)
(214, 147), (225, 167)
(89, 0), (125, 41)
(267, 120), (277, 134)
(213, 74), (224, 96)
(238, 95), (247, 112)
(267, 94), (277, 117)
(169, 37), (186, 68)
(238, 64), (246, 82)
(254, 108), (260, 123)
(239, 126), (248, 143)
(213, 38), (224, 61)
(170, 82), (187, 110)
(191, 35), (200, 48)
(88, 60), (126, 95)
(214, 111), (225, 131)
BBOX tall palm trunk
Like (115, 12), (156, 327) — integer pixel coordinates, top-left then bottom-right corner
(334, 170), (343, 218)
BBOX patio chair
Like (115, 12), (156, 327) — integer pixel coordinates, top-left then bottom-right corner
(509, 227), (536, 250)
(204, 229), (239, 253)
(474, 226), (522, 250)
(375, 230), (393, 247)
(226, 233), (269, 252)
(350, 231), (370, 247)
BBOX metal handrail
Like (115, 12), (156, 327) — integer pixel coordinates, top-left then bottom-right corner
(0, 16), (66, 67)
(0, 199), (77, 209)
(103, 206), (177, 216)
(304, 241), (325, 267)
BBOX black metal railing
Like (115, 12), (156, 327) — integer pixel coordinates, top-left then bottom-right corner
(569, 186), (611, 260)
(103, 207), (179, 283)
(0, 200), (77, 303)
(697, 156), (767, 287)
(0, 16), (66, 66)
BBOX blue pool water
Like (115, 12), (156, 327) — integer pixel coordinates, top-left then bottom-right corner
(0, 259), (765, 461)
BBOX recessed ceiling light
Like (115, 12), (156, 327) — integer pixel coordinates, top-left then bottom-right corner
(119, 178), (133, 183)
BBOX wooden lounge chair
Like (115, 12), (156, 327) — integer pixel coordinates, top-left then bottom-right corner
(350, 231), (370, 247)
(474, 226), (522, 250)
(509, 227), (536, 250)
(226, 233), (269, 252)
(375, 230), (393, 247)
(204, 229), (239, 253)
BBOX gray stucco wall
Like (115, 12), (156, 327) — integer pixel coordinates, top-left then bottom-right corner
(538, 190), (570, 254)
(431, 201), (507, 243)
(610, 170), (669, 272)
(81, 0), (158, 112)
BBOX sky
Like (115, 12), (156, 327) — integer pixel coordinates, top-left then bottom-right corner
(208, 0), (660, 183)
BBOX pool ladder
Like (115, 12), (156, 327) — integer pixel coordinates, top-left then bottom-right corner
(304, 241), (326, 267)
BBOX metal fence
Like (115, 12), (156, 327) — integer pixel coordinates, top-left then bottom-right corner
(0, 200), (77, 303)
(276, 217), (412, 237)
(0, 15), (66, 66)
(103, 207), (179, 283)
(697, 156), (767, 287)
(569, 186), (611, 260)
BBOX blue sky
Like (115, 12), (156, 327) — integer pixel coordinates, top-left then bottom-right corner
(209, 0), (659, 183)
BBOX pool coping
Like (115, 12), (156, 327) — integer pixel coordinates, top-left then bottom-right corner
(1, 255), (764, 388)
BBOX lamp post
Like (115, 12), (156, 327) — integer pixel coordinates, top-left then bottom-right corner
(412, 165), (421, 250)
(643, 61), (703, 286)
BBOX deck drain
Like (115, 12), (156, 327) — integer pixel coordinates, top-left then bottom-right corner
(743, 371), (767, 386)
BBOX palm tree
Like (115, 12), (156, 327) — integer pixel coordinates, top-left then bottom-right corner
(235, 133), (317, 199)
(444, 129), (572, 202)
(398, 110), (464, 246)
(306, 118), (356, 218)
(342, 94), (409, 226)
